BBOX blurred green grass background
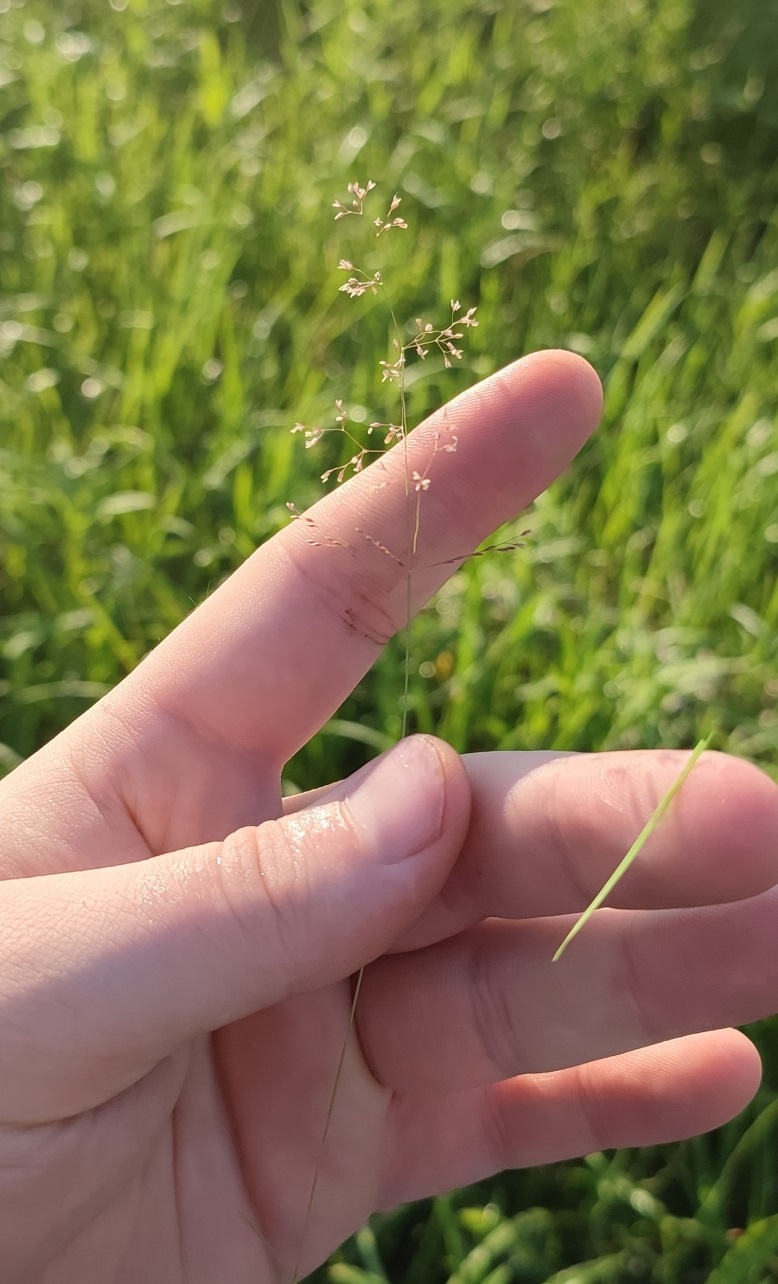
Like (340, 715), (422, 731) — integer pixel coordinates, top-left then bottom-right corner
(2, 0), (778, 1277)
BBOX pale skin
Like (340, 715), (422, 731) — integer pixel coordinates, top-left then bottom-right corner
(2, 351), (778, 1283)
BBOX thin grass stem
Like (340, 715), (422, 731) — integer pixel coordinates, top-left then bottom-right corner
(293, 223), (419, 1283)
(291, 969), (365, 1284)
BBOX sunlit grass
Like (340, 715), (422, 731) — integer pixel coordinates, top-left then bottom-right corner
(2, 0), (778, 1277)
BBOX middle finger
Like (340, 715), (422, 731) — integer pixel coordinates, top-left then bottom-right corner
(396, 748), (778, 950)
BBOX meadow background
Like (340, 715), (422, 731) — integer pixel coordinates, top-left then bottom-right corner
(2, 0), (778, 1277)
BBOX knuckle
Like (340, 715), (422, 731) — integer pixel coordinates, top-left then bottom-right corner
(219, 819), (310, 984)
(619, 928), (660, 1047)
(481, 1083), (513, 1172)
(570, 1061), (610, 1154)
(467, 936), (525, 1083)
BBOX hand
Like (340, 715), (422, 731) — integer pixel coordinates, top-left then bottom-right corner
(1, 351), (777, 1283)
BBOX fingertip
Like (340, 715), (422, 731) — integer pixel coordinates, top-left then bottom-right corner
(690, 750), (778, 899)
(454, 349), (602, 508)
(616, 747), (778, 907)
(345, 735), (467, 866)
(711, 1027), (763, 1107)
(579, 1030), (762, 1149)
(518, 748), (778, 912)
(509, 349), (603, 435)
(548, 349), (604, 426)
(656, 1029), (763, 1133)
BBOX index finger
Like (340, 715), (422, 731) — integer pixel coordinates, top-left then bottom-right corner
(88, 351), (602, 766)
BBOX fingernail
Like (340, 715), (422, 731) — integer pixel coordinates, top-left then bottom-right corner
(347, 736), (445, 863)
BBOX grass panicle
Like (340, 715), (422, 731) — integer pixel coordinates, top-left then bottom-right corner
(289, 179), (477, 1283)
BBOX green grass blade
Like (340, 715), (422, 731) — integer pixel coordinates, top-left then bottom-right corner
(553, 732), (714, 962)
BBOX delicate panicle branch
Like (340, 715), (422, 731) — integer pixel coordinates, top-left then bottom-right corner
(285, 503), (351, 550)
(292, 182), (477, 501)
(337, 262), (383, 297)
(332, 179), (376, 218)
(373, 193), (408, 235)
(368, 420), (404, 445)
(430, 530), (532, 567)
(293, 400), (385, 483)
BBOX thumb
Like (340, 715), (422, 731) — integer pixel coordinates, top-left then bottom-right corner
(0, 736), (469, 1123)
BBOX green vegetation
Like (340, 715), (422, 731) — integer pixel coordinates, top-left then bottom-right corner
(2, 0), (778, 1277)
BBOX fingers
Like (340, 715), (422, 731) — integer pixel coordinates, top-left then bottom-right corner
(0, 737), (469, 1123)
(82, 352), (602, 769)
(378, 1031), (761, 1207)
(357, 885), (778, 1092)
(397, 748), (778, 950)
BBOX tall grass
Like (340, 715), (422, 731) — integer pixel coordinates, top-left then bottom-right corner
(2, 0), (778, 1277)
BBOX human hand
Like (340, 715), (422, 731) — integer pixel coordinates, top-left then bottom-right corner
(1, 351), (777, 1283)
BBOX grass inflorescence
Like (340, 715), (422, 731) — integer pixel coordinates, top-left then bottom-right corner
(288, 177), (478, 1281)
